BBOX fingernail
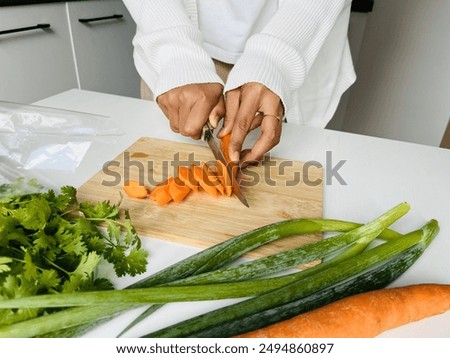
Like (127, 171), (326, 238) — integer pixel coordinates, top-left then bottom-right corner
(217, 126), (229, 138)
(230, 151), (240, 162)
(209, 114), (220, 128)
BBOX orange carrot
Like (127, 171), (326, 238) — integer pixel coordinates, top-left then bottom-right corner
(149, 179), (167, 200)
(214, 160), (233, 197)
(203, 162), (225, 196)
(220, 133), (232, 164)
(168, 177), (191, 202)
(178, 166), (199, 191)
(220, 133), (240, 184)
(123, 180), (149, 199)
(236, 284), (450, 338)
(192, 163), (218, 197)
(150, 178), (173, 206)
(148, 187), (159, 201)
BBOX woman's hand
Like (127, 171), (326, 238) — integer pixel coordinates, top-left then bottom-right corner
(157, 83), (225, 139)
(219, 82), (284, 166)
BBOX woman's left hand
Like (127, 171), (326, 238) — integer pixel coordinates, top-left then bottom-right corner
(218, 82), (284, 166)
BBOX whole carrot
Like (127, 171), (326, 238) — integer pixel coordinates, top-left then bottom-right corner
(236, 284), (450, 338)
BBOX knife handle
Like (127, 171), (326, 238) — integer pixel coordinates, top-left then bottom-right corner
(201, 121), (215, 142)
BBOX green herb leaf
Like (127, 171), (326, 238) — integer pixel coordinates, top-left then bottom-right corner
(79, 200), (120, 220)
(0, 257), (13, 274)
(11, 197), (51, 231)
(0, 179), (149, 328)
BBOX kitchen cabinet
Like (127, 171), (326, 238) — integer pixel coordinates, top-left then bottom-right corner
(0, 2), (78, 103)
(67, 0), (140, 98)
(0, 0), (139, 104)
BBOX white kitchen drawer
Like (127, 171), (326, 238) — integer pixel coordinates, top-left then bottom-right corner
(0, 2), (78, 103)
(67, 0), (140, 98)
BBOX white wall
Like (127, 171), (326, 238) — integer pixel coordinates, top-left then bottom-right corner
(338, 0), (450, 146)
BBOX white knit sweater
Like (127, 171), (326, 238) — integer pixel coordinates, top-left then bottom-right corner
(123, 0), (356, 127)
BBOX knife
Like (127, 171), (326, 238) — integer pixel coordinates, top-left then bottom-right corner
(201, 122), (249, 207)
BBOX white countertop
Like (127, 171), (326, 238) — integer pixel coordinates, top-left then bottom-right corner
(34, 89), (450, 338)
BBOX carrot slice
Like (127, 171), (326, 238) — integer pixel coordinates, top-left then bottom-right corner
(123, 180), (149, 199)
(220, 133), (232, 164)
(178, 166), (199, 191)
(168, 177), (191, 202)
(214, 160), (233, 197)
(149, 178), (167, 200)
(220, 133), (240, 185)
(155, 188), (172, 205)
(149, 187), (159, 201)
(149, 178), (173, 205)
(192, 163), (218, 197)
(203, 162), (225, 196)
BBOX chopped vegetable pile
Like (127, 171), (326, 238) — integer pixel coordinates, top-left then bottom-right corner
(123, 160), (235, 205)
(123, 133), (236, 205)
(0, 179), (148, 326)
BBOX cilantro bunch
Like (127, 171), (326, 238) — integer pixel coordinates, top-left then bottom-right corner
(0, 182), (148, 325)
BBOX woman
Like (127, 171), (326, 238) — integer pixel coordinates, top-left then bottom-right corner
(123, 0), (355, 165)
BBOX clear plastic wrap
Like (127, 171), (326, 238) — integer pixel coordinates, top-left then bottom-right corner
(0, 100), (122, 190)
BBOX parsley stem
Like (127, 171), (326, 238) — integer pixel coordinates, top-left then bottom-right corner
(8, 256), (55, 275)
(42, 256), (71, 276)
(60, 208), (80, 217)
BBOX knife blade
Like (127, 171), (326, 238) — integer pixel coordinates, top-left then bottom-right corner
(202, 122), (249, 208)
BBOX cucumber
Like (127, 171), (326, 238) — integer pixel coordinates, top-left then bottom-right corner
(191, 246), (423, 337)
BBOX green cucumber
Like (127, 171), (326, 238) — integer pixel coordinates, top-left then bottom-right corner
(191, 245), (423, 337)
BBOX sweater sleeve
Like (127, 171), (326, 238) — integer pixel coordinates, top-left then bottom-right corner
(224, 0), (352, 113)
(123, 0), (223, 98)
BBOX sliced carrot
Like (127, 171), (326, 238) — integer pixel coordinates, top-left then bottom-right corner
(214, 160), (233, 197)
(124, 179), (140, 186)
(178, 166), (199, 191)
(123, 180), (149, 199)
(219, 133), (240, 187)
(235, 284), (450, 338)
(149, 178), (173, 206)
(149, 187), (159, 201)
(155, 189), (172, 205)
(220, 133), (232, 164)
(203, 162), (225, 196)
(149, 178), (167, 200)
(192, 163), (218, 197)
(168, 177), (192, 202)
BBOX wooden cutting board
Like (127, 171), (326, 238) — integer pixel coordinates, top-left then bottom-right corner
(77, 137), (323, 259)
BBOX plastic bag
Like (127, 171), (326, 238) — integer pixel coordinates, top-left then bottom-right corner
(0, 100), (122, 190)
